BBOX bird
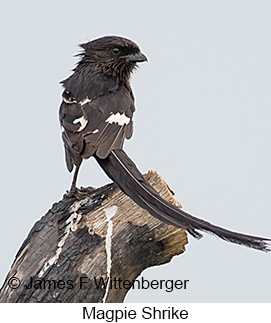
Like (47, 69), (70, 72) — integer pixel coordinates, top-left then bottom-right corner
(59, 35), (270, 252)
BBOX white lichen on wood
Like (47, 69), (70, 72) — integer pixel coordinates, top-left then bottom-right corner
(102, 205), (118, 303)
(38, 198), (87, 277)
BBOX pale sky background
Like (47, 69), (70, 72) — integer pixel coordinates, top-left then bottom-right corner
(1, 0), (270, 303)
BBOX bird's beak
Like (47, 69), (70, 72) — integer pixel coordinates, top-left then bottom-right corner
(126, 52), (148, 63)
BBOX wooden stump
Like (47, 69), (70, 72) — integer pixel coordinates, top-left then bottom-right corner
(0, 171), (188, 303)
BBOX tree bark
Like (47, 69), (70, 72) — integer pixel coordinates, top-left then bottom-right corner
(0, 171), (187, 303)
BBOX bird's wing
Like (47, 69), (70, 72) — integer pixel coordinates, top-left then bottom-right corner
(59, 87), (134, 171)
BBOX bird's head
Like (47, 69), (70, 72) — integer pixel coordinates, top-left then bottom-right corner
(77, 36), (147, 82)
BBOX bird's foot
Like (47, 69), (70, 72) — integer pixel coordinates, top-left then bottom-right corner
(64, 186), (96, 199)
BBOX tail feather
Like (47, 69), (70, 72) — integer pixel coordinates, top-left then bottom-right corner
(95, 149), (271, 252)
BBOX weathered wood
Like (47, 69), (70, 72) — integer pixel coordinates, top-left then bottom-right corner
(0, 171), (187, 303)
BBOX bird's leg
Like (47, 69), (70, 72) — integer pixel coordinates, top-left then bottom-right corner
(65, 164), (95, 199)
(70, 165), (80, 193)
(64, 165), (81, 198)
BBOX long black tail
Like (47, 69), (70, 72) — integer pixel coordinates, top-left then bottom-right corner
(95, 149), (270, 252)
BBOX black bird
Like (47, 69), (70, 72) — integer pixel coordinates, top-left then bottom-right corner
(59, 35), (270, 252)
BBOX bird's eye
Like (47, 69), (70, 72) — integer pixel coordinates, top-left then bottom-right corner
(112, 47), (120, 54)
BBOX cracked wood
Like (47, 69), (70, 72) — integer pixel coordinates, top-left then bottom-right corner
(0, 171), (188, 303)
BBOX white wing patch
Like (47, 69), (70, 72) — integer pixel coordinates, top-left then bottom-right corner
(106, 112), (130, 126)
(73, 116), (88, 132)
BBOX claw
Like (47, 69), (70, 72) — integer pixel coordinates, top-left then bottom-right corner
(64, 186), (96, 200)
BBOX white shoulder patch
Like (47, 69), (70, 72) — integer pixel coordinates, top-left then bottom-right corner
(73, 116), (88, 132)
(63, 97), (77, 104)
(80, 97), (92, 106)
(105, 112), (130, 126)
(62, 96), (91, 106)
